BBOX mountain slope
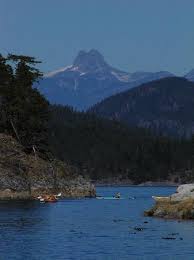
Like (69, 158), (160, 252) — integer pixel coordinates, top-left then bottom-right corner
(89, 77), (194, 137)
(49, 105), (193, 183)
(185, 69), (194, 82)
(36, 49), (174, 110)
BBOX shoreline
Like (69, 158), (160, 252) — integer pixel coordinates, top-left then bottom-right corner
(93, 181), (178, 187)
(144, 184), (194, 219)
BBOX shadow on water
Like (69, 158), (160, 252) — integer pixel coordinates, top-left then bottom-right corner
(0, 200), (38, 209)
(0, 201), (45, 231)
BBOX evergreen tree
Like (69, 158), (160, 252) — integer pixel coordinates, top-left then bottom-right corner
(0, 54), (13, 132)
(48, 105), (194, 183)
(0, 54), (49, 155)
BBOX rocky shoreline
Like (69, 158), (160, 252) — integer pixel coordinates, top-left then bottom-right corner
(94, 180), (178, 187)
(0, 134), (95, 200)
(145, 184), (194, 219)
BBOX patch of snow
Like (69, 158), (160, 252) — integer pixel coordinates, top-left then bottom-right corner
(111, 71), (130, 82)
(71, 66), (79, 71)
(44, 65), (73, 78)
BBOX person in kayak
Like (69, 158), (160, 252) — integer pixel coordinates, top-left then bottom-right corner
(115, 192), (121, 198)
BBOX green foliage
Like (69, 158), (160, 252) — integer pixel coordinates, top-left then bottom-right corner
(0, 53), (49, 154)
(49, 105), (193, 183)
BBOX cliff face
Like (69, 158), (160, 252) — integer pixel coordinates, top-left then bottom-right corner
(0, 134), (95, 200)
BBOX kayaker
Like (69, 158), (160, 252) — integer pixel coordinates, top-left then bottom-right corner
(115, 192), (121, 198)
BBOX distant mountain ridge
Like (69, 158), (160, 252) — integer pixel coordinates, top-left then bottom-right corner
(89, 77), (194, 138)
(36, 49), (174, 110)
(185, 69), (194, 82)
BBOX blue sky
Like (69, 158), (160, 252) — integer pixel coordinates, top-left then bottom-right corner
(0, 0), (194, 75)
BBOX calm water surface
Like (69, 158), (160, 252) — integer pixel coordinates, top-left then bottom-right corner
(1, 187), (194, 259)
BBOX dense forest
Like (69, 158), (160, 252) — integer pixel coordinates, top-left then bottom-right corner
(1, 53), (194, 184)
(49, 105), (194, 183)
(89, 77), (194, 138)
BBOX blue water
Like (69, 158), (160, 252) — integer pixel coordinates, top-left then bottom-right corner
(1, 186), (194, 259)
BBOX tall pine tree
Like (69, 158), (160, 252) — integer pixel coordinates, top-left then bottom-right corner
(0, 53), (49, 155)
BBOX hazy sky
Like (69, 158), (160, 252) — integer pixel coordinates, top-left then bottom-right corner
(0, 0), (194, 75)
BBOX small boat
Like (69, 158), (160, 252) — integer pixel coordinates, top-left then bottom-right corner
(56, 192), (62, 198)
(152, 196), (170, 202)
(37, 194), (60, 203)
(44, 195), (57, 203)
(39, 198), (45, 203)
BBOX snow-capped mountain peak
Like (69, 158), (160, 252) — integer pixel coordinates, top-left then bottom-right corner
(44, 49), (110, 78)
(37, 49), (176, 110)
(73, 49), (108, 73)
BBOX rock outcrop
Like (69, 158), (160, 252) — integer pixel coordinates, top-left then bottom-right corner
(145, 184), (194, 219)
(0, 133), (95, 200)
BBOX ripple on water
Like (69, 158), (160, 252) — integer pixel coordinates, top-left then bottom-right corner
(1, 186), (194, 259)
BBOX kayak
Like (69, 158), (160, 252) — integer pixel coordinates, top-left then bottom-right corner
(96, 196), (135, 200)
(96, 196), (123, 200)
(37, 193), (62, 203)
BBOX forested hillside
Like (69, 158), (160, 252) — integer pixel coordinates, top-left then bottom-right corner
(49, 105), (194, 183)
(89, 77), (194, 138)
(1, 53), (194, 184)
